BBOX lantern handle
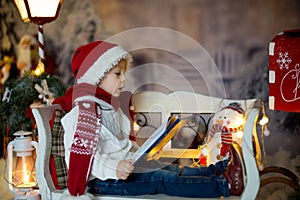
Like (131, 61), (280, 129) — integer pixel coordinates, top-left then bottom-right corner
(31, 141), (38, 151)
(6, 141), (15, 192)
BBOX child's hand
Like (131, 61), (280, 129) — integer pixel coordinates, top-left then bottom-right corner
(116, 159), (134, 180)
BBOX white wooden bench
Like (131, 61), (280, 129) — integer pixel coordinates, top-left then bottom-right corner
(32, 91), (262, 200)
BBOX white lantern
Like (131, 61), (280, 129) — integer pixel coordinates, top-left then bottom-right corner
(6, 131), (40, 200)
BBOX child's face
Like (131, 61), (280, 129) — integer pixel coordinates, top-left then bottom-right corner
(97, 59), (126, 97)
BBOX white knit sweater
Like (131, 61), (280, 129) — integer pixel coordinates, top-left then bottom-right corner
(62, 96), (138, 181)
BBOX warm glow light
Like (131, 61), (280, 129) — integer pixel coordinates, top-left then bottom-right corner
(235, 116), (245, 127)
(14, 0), (63, 24)
(259, 115), (269, 126)
(20, 156), (35, 186)
(22, 157), (28, 183)
(14, 0), (30, 22)
(13, 154), (37, 188)
(133, 121), (140, 132)
(264, 126), (270, 136)
(27, 0), (61, 18)
(33, 62), (45, 76)
(236, 130), (244, 138)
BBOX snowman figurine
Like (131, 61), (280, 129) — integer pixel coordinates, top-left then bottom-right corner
(199, 102), (245, 166)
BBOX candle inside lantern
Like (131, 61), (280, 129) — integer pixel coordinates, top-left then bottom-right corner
(13, 153), (37, 188)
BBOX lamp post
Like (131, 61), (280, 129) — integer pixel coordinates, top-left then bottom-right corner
(14, 0), (63, 75)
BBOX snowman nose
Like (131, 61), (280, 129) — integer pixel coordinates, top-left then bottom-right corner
(216, 119), (223, 125)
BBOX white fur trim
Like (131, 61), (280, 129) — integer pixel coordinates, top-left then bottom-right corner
(61, 190), (94, 200)
(77, 46), (132, 85)
(74, 96), (112, 109)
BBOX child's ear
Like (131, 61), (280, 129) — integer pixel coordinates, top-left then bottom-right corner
(118, 59), (127, 72)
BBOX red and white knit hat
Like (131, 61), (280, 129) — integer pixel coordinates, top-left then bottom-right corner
(71, 41), (132, 85)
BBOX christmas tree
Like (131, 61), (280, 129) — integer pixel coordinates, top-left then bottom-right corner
(0, 72), (66, 137)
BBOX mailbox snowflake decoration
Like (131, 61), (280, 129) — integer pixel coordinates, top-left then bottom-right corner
(269, 29), (300, 112)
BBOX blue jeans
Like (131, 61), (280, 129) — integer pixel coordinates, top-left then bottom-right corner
(88, 160), (230, 198)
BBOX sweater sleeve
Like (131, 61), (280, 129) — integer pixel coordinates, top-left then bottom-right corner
(91, 155), (119, 180)
(91, 137), (134, 180)
(91, 124), (134, 180)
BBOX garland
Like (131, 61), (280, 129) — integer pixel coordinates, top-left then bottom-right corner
(0, 72), (66, 137)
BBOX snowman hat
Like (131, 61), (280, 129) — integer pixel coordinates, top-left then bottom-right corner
(221, 102), (245, 115)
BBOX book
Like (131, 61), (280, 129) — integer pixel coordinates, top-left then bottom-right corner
(131, 114), (193, 165)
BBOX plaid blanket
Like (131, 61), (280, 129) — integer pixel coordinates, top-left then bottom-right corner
(51, 109), (68, 189)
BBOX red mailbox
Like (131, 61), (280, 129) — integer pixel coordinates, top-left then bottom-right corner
(269, 29), (300, 112)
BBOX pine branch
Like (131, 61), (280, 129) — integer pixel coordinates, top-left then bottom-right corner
(0, 72), (66, 136)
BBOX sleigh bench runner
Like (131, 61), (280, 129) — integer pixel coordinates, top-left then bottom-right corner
(32, 91), (262, 200)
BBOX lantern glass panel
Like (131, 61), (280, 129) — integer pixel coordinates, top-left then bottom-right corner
(12, 152), (37, 188)
(27, 0), (61, 18)
(14, 0), (30, 22)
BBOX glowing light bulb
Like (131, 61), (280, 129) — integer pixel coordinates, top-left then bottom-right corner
(235, 116), (245, 127)
(264, 126), (270, 136)
(236, 131), (244, 138)
(259, 115), (269, 126)
(133, 121), (140, 132)
(33, 62), (45, 76)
